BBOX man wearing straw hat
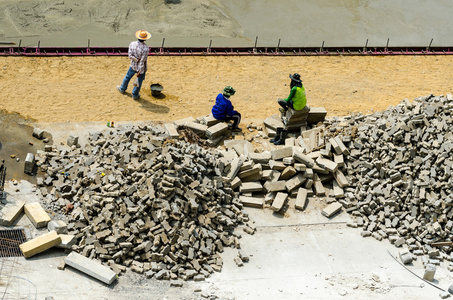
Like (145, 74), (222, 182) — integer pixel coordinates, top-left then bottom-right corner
(117, 30), (151, 100)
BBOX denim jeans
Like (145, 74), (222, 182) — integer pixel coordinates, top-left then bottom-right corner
(119, 67), (146, 97)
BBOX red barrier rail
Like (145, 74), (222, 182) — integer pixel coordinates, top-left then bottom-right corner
(1, 46), (453, 56)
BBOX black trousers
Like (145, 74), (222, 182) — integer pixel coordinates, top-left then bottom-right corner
(225, 112), (241, 129)
(278, 98), (294, 110)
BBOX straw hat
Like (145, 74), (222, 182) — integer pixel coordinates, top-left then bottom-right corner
(135, 30), (151, 40)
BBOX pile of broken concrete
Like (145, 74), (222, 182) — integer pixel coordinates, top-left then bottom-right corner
(12, 93), (453, 283)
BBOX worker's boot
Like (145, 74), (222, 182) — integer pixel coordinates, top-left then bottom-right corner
(270, 127), (284, 144)
(273, 129), (288, 145)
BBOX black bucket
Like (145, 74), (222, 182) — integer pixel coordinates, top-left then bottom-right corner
(150, 83), (164, 96)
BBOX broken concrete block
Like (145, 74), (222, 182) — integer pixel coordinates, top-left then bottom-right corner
(295, 188), (308, 211)
(239, 196), (263, 208)
(57, 234), (77, 249)
(24, 153), (35, 175)
(306, 107), (327, 124)
(67, 135), (79, 147)
(202, 114), (220, 127)
(164, 123), (179, 138)
(423, 264), (436, 281)
(271, 192), (288, 212)
(399, 249), (413, 265)
(24, 202), (51, 228)
(0, 201), (24, 226)
(322, 202), (343, 218)
(19, 230), (62, 258)
(64, 252), (117, 285)
(32, 128), (44, 139)
(285, 173), (306, 192)
(316, 157), (338, 173)
(47, 220), (68, 234)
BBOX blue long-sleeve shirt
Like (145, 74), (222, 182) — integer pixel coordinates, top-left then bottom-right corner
(212, 93), (237, 120)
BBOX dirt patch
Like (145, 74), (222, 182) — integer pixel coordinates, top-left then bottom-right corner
(0, 55), (452, 125)
(0, 110), (50, 182)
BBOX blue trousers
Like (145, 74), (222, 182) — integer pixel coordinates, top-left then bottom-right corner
(119, 67), (146, 97)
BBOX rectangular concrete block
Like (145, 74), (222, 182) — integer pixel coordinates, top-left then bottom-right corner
(186, 122), (208, 135)
(64, 252), (117, 285)
(24, 153), (35, 174)
(48, 220), (68, 234)
(423, 264), (436, 281)
(322, 202), (343, 218)
(295, 188), (308, 210)
(0, 201), (24, 226)
(240, 182), (263, 193)
(19, 230), (62, 258)
(285, 174), (306, 192)
(333, 170), (349, 188)
(164, 123), (179, 138)
(313, 174), (326, 196)
(271, 147), (293, 160)
(263, 117), (285, 130)
(293, 149), (315, 167)
(24, 202), (51, 228)
(174, 116), (195, 127)
(206, 122), (229, 139)
(239, 196), (263, 208)
(202, 114), (220, 127)
(271, 192), (288, 212)
(316, 157), (338, 173)
(264, 180), (287, 192)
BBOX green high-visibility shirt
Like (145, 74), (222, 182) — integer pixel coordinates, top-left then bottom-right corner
(284, 86), (307, 110)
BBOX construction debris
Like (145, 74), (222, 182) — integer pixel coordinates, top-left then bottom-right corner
(64, 252), (117, 285)
(19, 230), (61, 258)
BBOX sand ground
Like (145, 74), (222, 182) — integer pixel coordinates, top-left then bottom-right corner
(1, 55), (453, 125)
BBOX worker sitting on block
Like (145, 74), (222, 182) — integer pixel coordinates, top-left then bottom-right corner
(211, 86), (242, 131)
(271, 73), (310, 145)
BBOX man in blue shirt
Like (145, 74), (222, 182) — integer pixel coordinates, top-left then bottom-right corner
(212, 86), (241, 131)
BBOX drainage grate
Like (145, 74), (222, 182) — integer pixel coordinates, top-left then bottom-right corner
(0, 229), (26, 257)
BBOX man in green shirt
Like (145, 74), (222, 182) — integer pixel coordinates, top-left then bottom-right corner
(277, 73), (309, 112)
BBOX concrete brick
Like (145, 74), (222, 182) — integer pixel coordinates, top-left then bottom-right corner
(19, 230), (62, 258)
(264, 117), (285, 130)
(322, 202), (343, 218)
(226, 157), (243, 180)
(423, 264), (436, 281)
(32, 128), (44, 139)
(230, 177), (241, 190)
(279, 166), (297, 180)
(264, 180), (286, 192)
(293, 148), (315, 167)
(333, 170), (349, 188)
(202, 115), (220, 127)
(164, 123), (179, 138)
(57, 234), (77, 249)
(285, 174), (306, 192)
(0, 201), (24, 226)
(64, 252), (117, 285)
(269, 160), (286, 171)
(240, 182), (263, 193)
(47, 220), (68, 234)
(67, 135), (79, 147)
(271, 192), (288, 212)
(24, 153), (35, 174)
(313, 174), (326, 196)
(186, 122), (208, 135)
(316, 157), (338, 173)
(206, 122), (229, 139)
(271, 147), (293, 160)
(239, 196), (263, 208)
(24, 202), (51, 228)
(295, 188), (308, 211)
(174, 116), (195, 127)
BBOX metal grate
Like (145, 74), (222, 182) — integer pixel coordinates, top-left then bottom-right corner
(0, 229), (26, 257)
